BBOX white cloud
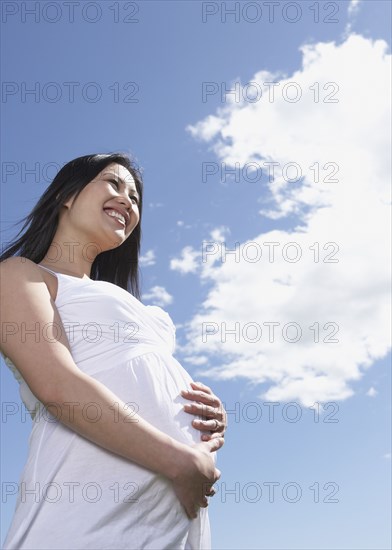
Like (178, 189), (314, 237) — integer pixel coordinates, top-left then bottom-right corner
(345, 0), (362, 37)
(171, 228), (231, 275)
(210, 226), (230, 242)
(139, 249), (156, 267)
(182, 34), (391, 406)
(142, 285), (173, 307)
(170, 245), (201, 274)
(348, 0), (361, 16)
(176, 220), (193, 229)
(187, 114), (226, 141)
(366, 387), (378, 397)
(183, 355), (209, 366)
(383, 453), (391, 460)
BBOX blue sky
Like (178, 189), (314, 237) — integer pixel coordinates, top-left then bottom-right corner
(1, 1), (391, 548)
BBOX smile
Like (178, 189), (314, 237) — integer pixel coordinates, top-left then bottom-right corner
(104, 209), (126, 227)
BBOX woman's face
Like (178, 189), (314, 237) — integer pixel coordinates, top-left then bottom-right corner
(61, 162), (140, 252)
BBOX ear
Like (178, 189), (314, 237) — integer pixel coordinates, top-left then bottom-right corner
(57, 193), (76, 209)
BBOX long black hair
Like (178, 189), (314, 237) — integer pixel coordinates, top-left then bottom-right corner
(0, 153), (144, 299)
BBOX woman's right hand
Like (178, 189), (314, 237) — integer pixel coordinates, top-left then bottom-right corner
(170, 437), (224, 519)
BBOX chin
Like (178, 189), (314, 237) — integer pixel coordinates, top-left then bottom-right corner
(110, 239), (124, 249)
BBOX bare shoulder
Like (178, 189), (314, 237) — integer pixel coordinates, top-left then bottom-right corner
(0, 256), (40, 274)
(0, 256), (54, 300)
(0, 256), (42, 278)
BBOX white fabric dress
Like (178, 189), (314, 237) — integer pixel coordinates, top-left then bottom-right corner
(2, 265), (214, 550)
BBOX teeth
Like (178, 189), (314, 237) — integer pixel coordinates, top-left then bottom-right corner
(105, 209), (126, 225)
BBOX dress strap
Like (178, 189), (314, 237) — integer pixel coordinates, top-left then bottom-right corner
(37, 264), (59, 277)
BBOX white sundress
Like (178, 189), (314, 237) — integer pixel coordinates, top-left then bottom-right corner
(1, 264), (214, 550)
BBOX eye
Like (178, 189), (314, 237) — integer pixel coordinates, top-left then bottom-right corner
(109, 179), (139, 205)
(130, 196), (139, 205)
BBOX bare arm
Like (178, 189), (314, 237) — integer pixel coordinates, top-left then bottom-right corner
(0, 257), (223, 518)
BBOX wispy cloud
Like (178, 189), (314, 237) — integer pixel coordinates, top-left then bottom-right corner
(176, 220), (193, 229)
(170, 227), (231, 274)
(210, 226), (230, 242)
(140, 249), (156, 267)
(142, 285), (173, 306)
(181, 34), (391, 406)
(170, 245), (200, 274)
(345, 0), (362, 37)
(348, 0), (361, 17)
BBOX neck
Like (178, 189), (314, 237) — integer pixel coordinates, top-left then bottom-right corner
(40, 233), (100, 279)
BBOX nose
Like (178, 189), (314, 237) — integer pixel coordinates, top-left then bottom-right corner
(116, 191), (134, 211)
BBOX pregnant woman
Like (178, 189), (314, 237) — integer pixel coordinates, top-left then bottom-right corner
(0, 153), (227, 549)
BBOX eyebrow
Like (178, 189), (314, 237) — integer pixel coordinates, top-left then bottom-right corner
(104, 171), (140, 200)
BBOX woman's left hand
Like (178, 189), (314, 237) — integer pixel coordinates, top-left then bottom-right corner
(181, 381), (227, 441)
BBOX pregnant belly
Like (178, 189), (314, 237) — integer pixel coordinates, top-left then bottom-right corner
(90, 351), (202, 446)
(19, 352), (203, 519)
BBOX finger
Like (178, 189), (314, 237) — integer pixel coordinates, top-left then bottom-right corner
(185, 394), (221, 410)
(183, 402), (224, 420)
(192, 418), (221, 432)
(201, 432), (225, 442)
(186, 504), (198, 520)
(181, 389), (221, 408)
(190, 381), (213, 394)
(202, 437), (225, 453)
(200, 497), (209, 508)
